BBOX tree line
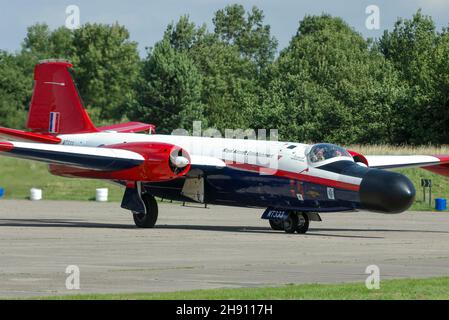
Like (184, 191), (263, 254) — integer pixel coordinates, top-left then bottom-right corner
(0, 5), (448, 145)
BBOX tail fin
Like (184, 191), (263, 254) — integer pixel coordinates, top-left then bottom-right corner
(26, 60), (98, 135)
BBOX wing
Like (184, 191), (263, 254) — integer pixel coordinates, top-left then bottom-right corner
(0, 127), (61, 144)
(365, 155), (449, 178)
(0, 140), (192, 182)
(0, 141), (144, 171)
(97, 122), (155, 133)
(365, 155), (449, 169)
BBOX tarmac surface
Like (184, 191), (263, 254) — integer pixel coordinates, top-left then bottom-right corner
(0, 200), (449, 297)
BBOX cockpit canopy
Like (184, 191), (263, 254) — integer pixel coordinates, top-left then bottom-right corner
(308, 143), (352, 164)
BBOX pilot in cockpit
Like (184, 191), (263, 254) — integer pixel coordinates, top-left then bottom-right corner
(309, 143), (349, 163)
(332, 148), (343, 157)
(310, 147), (325, 162)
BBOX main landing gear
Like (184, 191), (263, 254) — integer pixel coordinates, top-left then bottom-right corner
(132, 194), (158, 228)
(269, 212), (310, 234)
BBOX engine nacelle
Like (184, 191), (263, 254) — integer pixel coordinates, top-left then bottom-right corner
(109, 142), (191, 181)
(49, 142), (190, 182)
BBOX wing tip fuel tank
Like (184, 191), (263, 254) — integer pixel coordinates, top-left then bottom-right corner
(0, 141), (13, 152)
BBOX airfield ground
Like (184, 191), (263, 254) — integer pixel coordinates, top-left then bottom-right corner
(0, 200), (448, 298)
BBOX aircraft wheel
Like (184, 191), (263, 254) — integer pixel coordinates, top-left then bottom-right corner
(296, 213), (310, 234)
(132, 194), (158, 228)
(269, 219), (284, 231)
(283, 213), (298, 234)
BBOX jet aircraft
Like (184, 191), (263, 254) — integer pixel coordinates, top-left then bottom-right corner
(1, 61), (448, 233)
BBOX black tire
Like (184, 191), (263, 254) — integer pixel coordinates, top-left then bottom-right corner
(283, 213), (298, 234)
(269, 219), (284, 231)
(132, 194), (158, 228)
(296, 213), (310, 234)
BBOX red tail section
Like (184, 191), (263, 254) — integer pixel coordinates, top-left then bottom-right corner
(26, 61), (98, 135)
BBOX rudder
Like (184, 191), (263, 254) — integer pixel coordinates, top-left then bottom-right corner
(26, 60), (97, 135)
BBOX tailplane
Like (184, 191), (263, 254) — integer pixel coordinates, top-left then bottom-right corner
(26, 60), (98, 135)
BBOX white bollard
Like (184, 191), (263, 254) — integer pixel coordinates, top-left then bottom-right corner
(30, 188), (42, 201)
(96, 188), (108, 202)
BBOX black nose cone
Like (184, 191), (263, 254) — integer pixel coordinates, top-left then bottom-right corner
(359, 169), (416, 213)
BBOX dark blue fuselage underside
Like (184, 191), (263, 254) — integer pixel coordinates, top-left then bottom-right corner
(144, 166), (360, 213)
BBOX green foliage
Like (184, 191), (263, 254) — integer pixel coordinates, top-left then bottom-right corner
(0, 157), (123, 201)
(36, 276), (449, 300)
(0, 51), (32, 128)
(253, 15), (405, 144)
(188, 38), (259, 131)
(163, 15), (207, 51)
(130, 39), (205, 134)
(379, 10), (449, 144)
(22, 24), (74, 60)
(131, 6), (274, 133)
(1, 8), (449, 145)
(213, 4), (278, 69)
(18, 23), (140, 124)
(70, 23), (140, 120)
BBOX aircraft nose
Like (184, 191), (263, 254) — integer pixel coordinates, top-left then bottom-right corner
(359, 169), (416, 213)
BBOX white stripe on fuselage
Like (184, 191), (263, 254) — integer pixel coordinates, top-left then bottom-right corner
(58, 132), (361, 186)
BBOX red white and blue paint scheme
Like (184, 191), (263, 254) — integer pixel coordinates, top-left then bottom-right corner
(1, 61), (449, 233)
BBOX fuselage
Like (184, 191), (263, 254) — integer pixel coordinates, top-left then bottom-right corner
(51, 132), (414, 214)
